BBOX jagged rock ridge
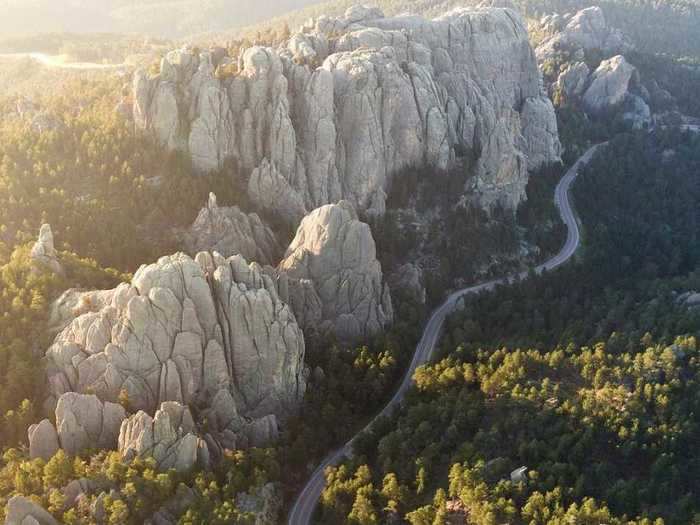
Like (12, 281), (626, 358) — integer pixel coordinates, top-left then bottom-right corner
(133, 5), (560, 221)
(184, 192), (282, 265)
(44, 251), (306, 453)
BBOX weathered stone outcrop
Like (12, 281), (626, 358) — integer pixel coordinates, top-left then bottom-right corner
(277, 201), (393, 341)
(28, 419), (59, 461)
(55, 393), (126, 456)
(622, 94), (652, 130)
(48, 288), (116, 336)
(553, 62), (590, 99)
(29, 393), (126, 458)
(537, 7), (631, 62)
(537, 8), (652, 129)
(30, 224), (62, 275)
(582, 55), (639, 114)
(118, 402), (208, 473)
(3, 496), (58, 525)
(133, 6), (559, 217)
(185, 193), (282, 265)
(44, 252), (306, 452)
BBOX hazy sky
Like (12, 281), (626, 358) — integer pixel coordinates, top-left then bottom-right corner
(0, 0), (325, 39)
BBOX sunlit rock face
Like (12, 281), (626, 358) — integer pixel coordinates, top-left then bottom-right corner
(582, 55), (638, 113)
(536, 6), (632, 62)
(275, 201), (393, 342)
(133, 5), (560, 219)
(44, 252), (306, 450)
(30, 224), (63, 275)
(118, 401), (209, 473)
(184, 192), (282, 265)
(29, 393), (126, 459)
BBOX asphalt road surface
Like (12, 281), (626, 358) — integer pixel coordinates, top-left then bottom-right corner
(288, 143), (606, 525)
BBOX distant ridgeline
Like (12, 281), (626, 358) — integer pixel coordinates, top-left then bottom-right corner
(235, 0), (700, 59)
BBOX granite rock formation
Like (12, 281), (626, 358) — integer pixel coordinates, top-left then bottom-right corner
(582, 55), (639, 113)
(30, 224), (62, 275)
(552, 62), (590, 99)
(44, 252), (306, 453)
(537, 6), (631, 62)
(3, 496), (58, 525)
(277, 201), (393, 341)
(118, 402), (209, 473)
(537, 8), (651, 128)
(28, 419), (60, 461)
(29, 393), (126, 459)
(133, 6), (560, 218)
(185, 192), (282, 265)
(48, 288), (117, 336)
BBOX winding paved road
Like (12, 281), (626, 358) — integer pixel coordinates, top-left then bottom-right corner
(288, 143), (606, 525)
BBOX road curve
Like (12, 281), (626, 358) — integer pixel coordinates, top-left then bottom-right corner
(288, 143), (606, 525)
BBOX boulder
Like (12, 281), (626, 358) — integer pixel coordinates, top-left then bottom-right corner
(344, 5), (384, 24)
(582, 55), (638, 114)
(118, 402), (207, 473)
(185, 192), (282, 265)
(278, 201), (393, 341)
(61, 478), (94, 510)
(48, 288), (116, 336)
(4, 496), (58, 525)
(28, 419), (59, 461)
(683, 292), (700, 307)
(55, 393), (126, 456)
(511, 466), (528, 483)
(553, 62), (590, 99)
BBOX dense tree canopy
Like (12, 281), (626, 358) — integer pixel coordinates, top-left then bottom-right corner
(317, 129), (700, 524)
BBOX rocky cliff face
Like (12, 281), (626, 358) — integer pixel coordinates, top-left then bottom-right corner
(582, 55), (637, 112)
(44, 252), (306, 454)
(276, 201), (393, 342)
(133, 6), (560, 220)
(118, 402), (209, 473)
(536, 6), (631, 62)
(4, 496), (58, 525)
(184, 192), (282, 265)
(29, 393), (126, 460)
(581, 55), (651, 129)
